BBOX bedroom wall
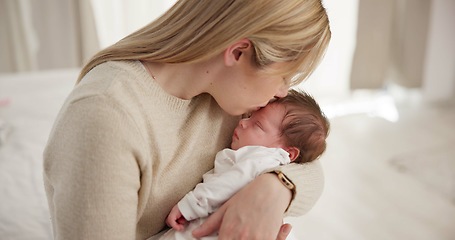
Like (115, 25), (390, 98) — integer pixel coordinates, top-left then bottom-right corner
(297, 0), (358, 99)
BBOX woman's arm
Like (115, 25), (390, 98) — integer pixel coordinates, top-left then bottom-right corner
(44, 96), (144, 239)
(274, 161), (325, 217)
(192, 161), (324, 239)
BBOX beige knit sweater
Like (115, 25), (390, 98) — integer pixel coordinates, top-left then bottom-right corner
(43, 60), (324, 240)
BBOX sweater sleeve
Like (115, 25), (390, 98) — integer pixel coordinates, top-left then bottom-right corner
(270, 161), (324, 217)
(43, 95), (144, 239)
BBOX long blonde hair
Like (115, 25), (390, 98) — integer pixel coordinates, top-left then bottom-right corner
(77, 0), (331, 84)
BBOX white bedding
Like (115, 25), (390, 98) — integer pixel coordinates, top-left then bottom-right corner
(0, 69), (78, 240)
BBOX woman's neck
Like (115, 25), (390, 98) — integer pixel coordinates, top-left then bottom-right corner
(142, 60), (217, 100)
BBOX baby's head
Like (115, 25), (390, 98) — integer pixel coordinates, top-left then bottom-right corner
(231, 89), (329, 163)
(273, 89), (330, 163)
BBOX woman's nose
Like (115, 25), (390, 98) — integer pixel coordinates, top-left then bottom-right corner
(274, 85), (289, 99)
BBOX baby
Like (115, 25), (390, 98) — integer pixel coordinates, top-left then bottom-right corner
(158, 89), (329, 239)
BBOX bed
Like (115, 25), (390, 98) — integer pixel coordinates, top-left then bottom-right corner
(0, 69), (78, 240)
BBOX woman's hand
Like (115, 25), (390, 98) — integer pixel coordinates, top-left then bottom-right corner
(192, 173), (293, 240)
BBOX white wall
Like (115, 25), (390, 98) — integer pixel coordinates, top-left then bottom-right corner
(298, 0), (359, 100)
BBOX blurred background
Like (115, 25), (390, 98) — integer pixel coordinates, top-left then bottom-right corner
(0, 0), (454, 239)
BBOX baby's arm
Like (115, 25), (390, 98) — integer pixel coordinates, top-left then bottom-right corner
(178, 148), (286, 221)
(166, 205), (188, 231)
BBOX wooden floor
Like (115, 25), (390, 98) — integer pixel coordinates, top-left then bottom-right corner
(285, 92), (455, 240)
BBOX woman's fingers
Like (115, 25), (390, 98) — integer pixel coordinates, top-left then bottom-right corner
(276, 223), (292, 240)
(192, 205), (225, 237)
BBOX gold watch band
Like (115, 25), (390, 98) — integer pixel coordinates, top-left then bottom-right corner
(273, 170), (295, 191)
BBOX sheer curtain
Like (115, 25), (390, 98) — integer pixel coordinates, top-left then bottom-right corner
(0, 0), (38, 72)
(350, 0), (455, 101)
(91, 0), (177, 49)
(0, 0), (176, 73)
(0, 0), (99, 73)
(350, 0), (435, 90)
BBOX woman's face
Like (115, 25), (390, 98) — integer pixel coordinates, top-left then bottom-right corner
(213, 61), (290, 116)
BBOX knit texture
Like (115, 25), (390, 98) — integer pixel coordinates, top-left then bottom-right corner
(43, 60), (324, 239)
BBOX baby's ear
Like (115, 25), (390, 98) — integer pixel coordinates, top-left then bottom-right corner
(284, 146), (300, 162)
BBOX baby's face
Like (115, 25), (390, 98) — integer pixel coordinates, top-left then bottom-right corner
(231, 103), (286, 150)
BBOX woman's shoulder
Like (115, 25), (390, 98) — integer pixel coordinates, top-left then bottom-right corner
(67, 61), (149, 105)
(77, 60), (145, 91)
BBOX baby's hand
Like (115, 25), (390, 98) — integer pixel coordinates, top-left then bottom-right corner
(166, 205), (188, 231)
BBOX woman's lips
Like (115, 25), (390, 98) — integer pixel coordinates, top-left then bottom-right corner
(233, 130), (239, 140)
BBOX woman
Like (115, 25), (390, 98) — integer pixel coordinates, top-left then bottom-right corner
(43, 0), (331, 239)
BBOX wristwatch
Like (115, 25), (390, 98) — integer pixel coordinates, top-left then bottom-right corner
(272, 170), (295, 191)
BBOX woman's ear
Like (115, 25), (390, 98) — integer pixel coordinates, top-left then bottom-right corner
(284, 146), (300, 162)
(223, 38), (252, 67)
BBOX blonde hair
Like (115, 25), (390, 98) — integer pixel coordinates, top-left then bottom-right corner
(77, 0), (331, 84)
